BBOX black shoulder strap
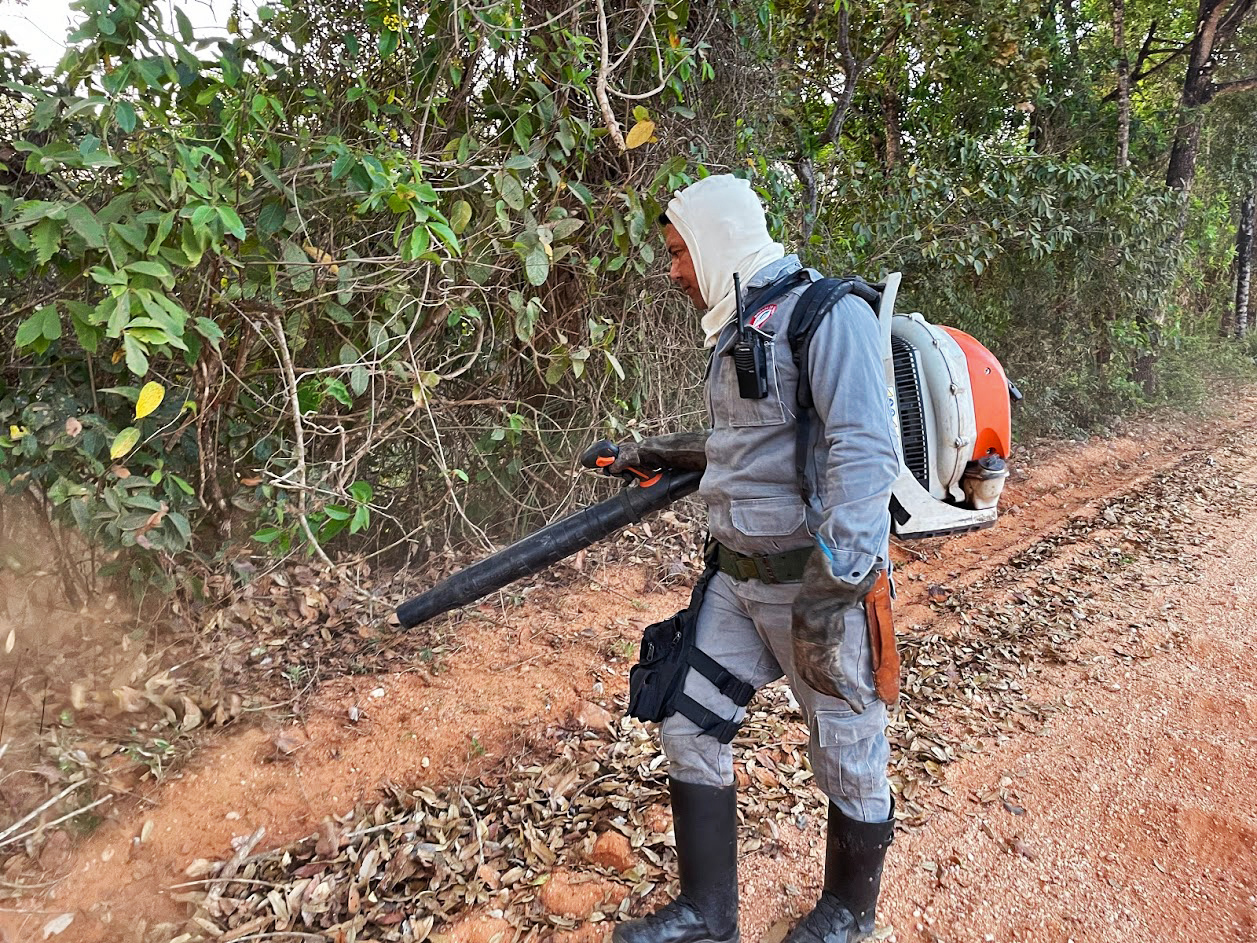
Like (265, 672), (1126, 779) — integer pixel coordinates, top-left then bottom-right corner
(788, 277), (882, 500)
(744, 268), (809, 316)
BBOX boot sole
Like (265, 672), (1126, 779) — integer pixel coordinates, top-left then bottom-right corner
(612, 931), (739, 943)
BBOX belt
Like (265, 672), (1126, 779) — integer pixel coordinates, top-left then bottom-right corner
(715, 542), (811, 584)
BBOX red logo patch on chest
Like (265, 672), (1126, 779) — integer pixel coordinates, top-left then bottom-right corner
(750, 304), (777, 329)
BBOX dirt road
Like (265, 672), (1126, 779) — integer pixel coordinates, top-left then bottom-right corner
(3, 396), (1256, 943)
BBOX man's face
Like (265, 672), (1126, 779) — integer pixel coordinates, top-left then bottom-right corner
(664, 223), (706, 311)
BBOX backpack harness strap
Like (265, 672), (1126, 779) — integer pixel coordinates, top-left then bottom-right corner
(787, 277), (883, 500)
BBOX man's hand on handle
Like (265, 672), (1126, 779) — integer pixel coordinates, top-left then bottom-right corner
(605, 432), (709, 475)
(790, 550), (879, 712)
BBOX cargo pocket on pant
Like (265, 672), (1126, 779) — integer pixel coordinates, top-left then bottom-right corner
(811, 708), (890, 806)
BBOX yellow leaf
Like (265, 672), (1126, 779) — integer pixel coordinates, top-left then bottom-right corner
(135, 381), (166, 419)
(112, 348), (125, 364)
(625, 119), (656, 150)
(110, 427), (141, 460)
(9, 425), (28, 440)
(303, 242), (336, 268)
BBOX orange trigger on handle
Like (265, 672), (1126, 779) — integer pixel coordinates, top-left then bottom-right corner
(638, 472), (663, 487)
(595, 455), (615, 467)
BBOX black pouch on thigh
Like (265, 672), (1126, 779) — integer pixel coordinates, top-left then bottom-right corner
(627, 560), (754, 744)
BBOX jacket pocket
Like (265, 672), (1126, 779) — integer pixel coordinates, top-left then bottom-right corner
(730, 495), (807, 537)
(721, 343), (788, 428)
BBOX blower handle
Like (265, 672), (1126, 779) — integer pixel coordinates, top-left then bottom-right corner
(580, 439), (663, 488)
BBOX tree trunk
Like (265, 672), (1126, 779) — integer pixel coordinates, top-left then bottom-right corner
(1236, 190), (1255, 338)
(882, 86), (902, 171)
(1166, 0), (1229, 194)
(1113, 0), (1131, 168)
(1167, 102), (1207, 194)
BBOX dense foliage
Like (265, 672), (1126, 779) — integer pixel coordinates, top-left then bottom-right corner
(1, 0), (1254, 579)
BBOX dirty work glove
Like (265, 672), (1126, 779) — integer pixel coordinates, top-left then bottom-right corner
(608, 431), (709, 475)
(791, 550), (879, 712)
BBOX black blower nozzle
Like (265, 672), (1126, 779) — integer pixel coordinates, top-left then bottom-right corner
(395, 469), (701, 628)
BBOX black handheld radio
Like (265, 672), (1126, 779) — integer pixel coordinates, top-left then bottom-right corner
(731, 272), (769, 400)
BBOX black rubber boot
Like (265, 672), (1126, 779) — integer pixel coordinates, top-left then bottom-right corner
(783, 802), (895, 943)
(612, 780), (739, 943)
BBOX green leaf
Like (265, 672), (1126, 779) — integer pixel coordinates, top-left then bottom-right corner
(16, 313), (46, 348)
(406, 225), (430, 259)
(110, 427), (141, 459)
(568, 181), (593, 206)
(350, 504), (370, 534)
(323, 378), (352, 406)
(123, 335), (149, 376)
(498, 174), (525, 212)
(524, 245), (549, 286)
(450, 200), (472, 235)
(195, 317), (225, 350)
(549, 217), (584, 240)
(148, 212), (175, 254)
(175, 8), (194, 42)
(15, 305), (60, 348)
(191, 204), (216, 229)
(115, 101), (137, 133)
(515, 302), (538, 343)
(428, 221), (460, 254)
(349, 480), (374, 503)
(126, 260), (175, 288)
(32, 218), (61, 265)
(252, 526), (283, 544)
(65, 204), (106, 248)
(258, 200), (287, 237)
(331, 153), (356, 181)
(217, 206), (246, 240)
(504, 155), (535, 172)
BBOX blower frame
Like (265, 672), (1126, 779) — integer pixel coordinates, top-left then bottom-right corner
(875, 273), (1013, 540)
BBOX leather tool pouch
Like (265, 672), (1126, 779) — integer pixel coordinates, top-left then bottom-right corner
(864, 570), (900, 705)
(628, 559), (754, 743)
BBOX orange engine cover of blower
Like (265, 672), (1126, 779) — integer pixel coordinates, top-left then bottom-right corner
(941, 327), (1012, 460)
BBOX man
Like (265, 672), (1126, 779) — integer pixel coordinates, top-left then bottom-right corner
(608, 174), (901, 943)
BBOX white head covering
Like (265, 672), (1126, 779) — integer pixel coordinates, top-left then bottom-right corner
(665, 175), (786, 347)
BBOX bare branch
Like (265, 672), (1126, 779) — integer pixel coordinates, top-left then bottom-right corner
(265, 308), (335, 568)
(1212, 75), (1257, 96)
(595, 0), (627, 152)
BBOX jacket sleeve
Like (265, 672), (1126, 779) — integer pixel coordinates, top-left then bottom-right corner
(804, 292), (902, 586)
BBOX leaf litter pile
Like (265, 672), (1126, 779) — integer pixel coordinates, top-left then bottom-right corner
(157, 444), (1251, 942)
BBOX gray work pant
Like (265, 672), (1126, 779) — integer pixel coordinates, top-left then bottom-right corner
(660, 571), (892, 823)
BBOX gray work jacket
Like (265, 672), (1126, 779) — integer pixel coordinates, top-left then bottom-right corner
(699, 256), (901, 589)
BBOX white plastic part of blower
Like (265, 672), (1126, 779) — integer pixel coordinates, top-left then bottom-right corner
(874, 274), (1003, 540)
